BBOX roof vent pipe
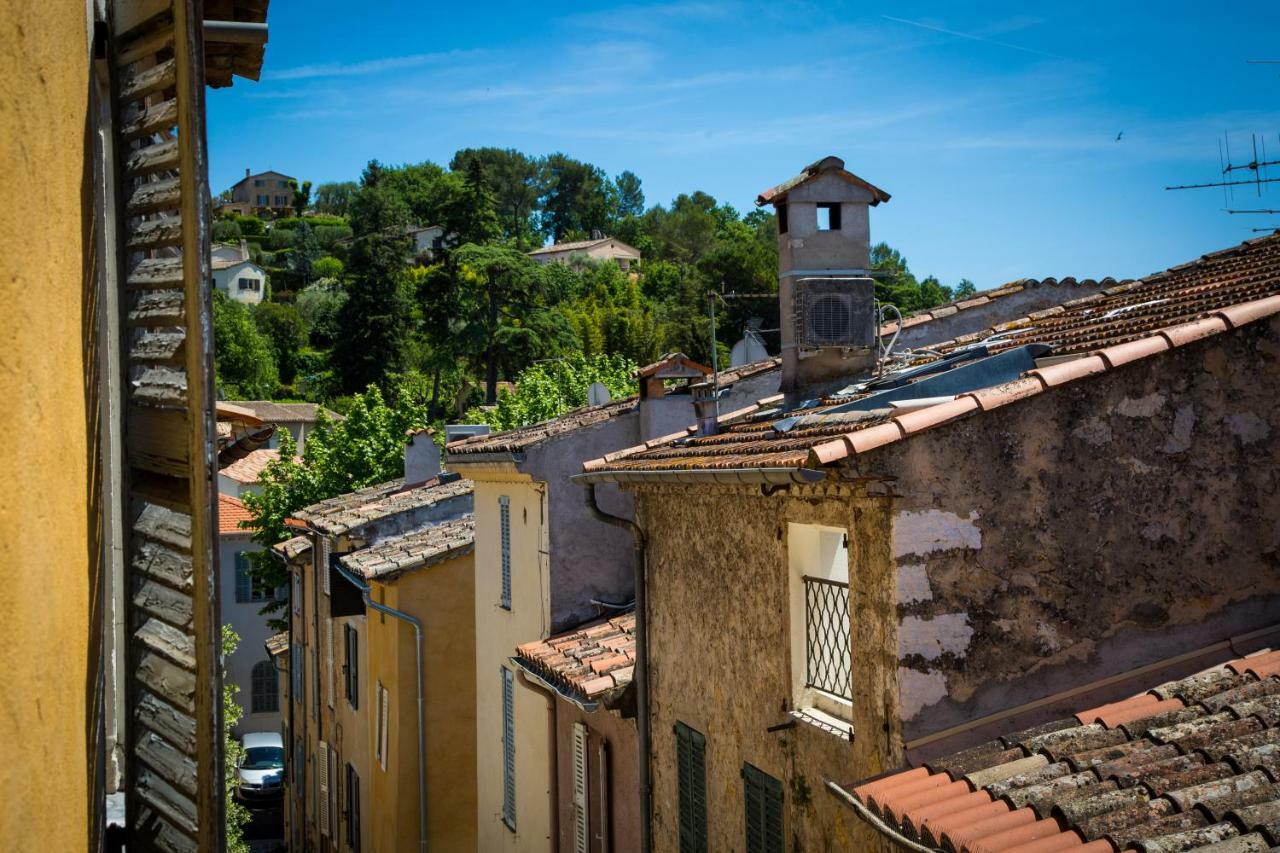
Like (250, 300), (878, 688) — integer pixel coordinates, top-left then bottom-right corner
(691, 383), (719, 436)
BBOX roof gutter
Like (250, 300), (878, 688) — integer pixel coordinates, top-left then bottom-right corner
(333, 562), (429, 853)
(572, 467), (826, 486)
(824, 779), (942, 852)
(509, 657), (600, 713)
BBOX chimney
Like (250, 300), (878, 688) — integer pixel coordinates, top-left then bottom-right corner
(404, 429), (441, 484)
(590, 229), (603, 241)
(691, 383), (720, 436)
(758, 156), (890, 397)
(245, 167), (251, 178)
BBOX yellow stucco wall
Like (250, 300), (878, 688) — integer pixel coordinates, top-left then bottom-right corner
(368, 550), (477, 851)
(461, 472), (555, 852)
(0, 3), (98, 850)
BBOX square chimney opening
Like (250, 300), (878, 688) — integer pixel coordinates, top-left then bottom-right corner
(815, 203), (842, 231)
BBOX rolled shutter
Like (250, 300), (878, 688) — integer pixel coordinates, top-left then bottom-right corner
(502, 667), (516, 829)
(572, 722), (589, 853)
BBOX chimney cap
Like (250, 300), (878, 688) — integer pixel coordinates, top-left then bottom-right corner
(756, 156), (891, 207)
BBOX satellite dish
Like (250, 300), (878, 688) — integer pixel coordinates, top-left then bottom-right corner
(587, 382), (611, 406)
(730, 334), (769, 367)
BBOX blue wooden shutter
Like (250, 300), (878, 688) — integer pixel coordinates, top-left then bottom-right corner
(499, 496), (511, 609)
(675, 722), (707, 853)
(742, 763), (783, 853)
(234, 552), (252, 602)
(502, 666), (516, 830)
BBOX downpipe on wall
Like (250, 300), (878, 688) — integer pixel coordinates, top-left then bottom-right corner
(584, 482), (651, 853)
(333, 561), (429, 853)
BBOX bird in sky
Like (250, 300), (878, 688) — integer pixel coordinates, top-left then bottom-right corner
(1115, 131), (1124, 142)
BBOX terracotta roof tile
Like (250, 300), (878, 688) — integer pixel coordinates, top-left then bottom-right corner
(836, 640), (1280, 851)
(585, 234), (1280, 477)
(225, 400), (341, 424)
(271, 534), (311, 561)
(219, 448), (280, 484)
(293, 474), (473, 536)
(513, 611), (636, 707)
(265, 632), (288, 657)
(338, 515), (475, 582)
(218, 493), (255, 535)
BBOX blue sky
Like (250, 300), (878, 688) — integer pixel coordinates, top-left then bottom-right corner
(208, 2), (1280, 288)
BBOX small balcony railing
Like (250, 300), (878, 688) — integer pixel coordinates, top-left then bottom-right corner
(804, 576), (851, 700)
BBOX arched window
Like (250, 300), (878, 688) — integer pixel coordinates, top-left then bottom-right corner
(251, 660), (278, 714)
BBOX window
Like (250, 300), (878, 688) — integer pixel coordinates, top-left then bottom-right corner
(279, 180), (289, 188)
(675, 722), (707, 853)
(345, 763), (361, 852)
(777, 203), (788, 234)
(501, 666), (516, 831)
(275, 194), (288, 206)
(292, 568), (302, 615)
(251, 660), (279, 713)
(326, 618), (335, 709)
(742, 763), (783, 853)
(375, 681), (389, 770)
(431, 236), (443, 249)
(291, 642), (303, 702)
(234, 552), (268, 603)
(788, 524), (851, 722)
(343, 623), (358, 709)
(254, 179), (265, 187)
(572, 722), (589, 853)
(499, 496), (511, 610)
(256, 194), (268, 205)
(815, 202), (841, 231)
(237, 277), (260, 292)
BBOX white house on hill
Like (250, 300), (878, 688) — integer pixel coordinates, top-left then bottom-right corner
(211, 241), (266, 304)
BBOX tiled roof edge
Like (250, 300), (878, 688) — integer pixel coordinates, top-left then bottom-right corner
(879, 277), (1128, 336)
(812, 294), (1280, 469)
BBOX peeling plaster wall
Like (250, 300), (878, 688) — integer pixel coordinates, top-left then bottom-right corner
(636, 486), (900, 853)
(860, 315), (1280, 741)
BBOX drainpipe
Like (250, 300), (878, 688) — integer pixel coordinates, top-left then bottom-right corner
(333, 562), (429, 853)
(584, 482), (651, 853)
(515, 669), (561, 848)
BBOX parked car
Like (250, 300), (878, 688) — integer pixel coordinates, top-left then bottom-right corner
(236, 731), (284, 802)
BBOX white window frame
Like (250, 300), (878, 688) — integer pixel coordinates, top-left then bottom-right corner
(787, 523), (853, 730)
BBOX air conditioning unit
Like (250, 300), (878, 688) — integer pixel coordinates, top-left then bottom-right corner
(795, 277), (876, 351)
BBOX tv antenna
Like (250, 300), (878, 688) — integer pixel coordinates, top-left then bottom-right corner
(1167, 133), (1280, 226)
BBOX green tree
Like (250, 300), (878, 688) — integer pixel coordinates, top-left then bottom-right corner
(334, 161), (413, 393)
(313, 181), (358, 216)
(465, 353), (637, 431)
(212, 219), (242, 243)
(213, 292), (278, 398)
(223, 626), (251, 853)
(254, 302), (308, 385)
(449, 148), (543, 248)
(430, 244), (576, 402)
(539, 153), (617, 241)
(954, 278), (978, 298)
(288, 178), (313, 216)
(242, 385), (432, 622)
(290, 219), (321, 286)
(615, 170), (645, 218)
(234, 215), (266, 238)
(312, 256), (344, 280)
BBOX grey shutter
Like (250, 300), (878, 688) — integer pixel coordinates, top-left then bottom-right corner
(499, 496), (511, 609)
(502, 666), (516, 829)
(325, 618), (334, 709)
(572, 722), (589, 853)
(234, 552), (253, 602)
(318, 741), (330, 836)
(742, 763), (783, 853)
(675, 723), (707, 853)
(347, 624), (358, 708)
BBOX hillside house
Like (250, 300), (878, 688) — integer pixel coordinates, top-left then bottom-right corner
(529, 235), (642, 272)
(577, 158), (1280, 852)
(280, 431), (475, 853)
(211, 240), (266, 303)
(222, 168), (297, 217)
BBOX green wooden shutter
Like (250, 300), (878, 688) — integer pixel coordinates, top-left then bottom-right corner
(234, 552), (252, 603)
(742, 763), (783, 853)
(675, 722), (707, 853)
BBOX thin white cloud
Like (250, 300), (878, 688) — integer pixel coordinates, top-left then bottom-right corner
(268, 50), (480, 81)
(882, 15), (1063, 59)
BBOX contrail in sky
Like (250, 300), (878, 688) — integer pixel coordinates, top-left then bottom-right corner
(882, 15), (1063, 59)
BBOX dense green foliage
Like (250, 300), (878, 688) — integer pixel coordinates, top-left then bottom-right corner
(465, 353), (637, 431)
(215, 147), (977, 423)
(212, 292), (279, 398)
(222, 625), (250, 853)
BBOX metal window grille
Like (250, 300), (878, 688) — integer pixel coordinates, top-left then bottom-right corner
(499, 496), (511, 609)
(675, 722), (708, 853)
(803, 576), (851, 700)
(501, 666), (517, 830)
(572, 722), (589, 853)
(251, 660), (278, 713)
